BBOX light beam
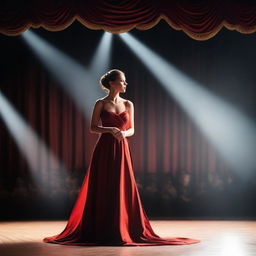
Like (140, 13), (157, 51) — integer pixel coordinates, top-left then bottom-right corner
(119, 32), (256, 179)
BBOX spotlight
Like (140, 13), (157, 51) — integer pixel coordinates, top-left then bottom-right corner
(22, 30), (111, 117)
(119, 32), (256, 179)
(0, 90), (68, 203)
(89, 32), (113, 79)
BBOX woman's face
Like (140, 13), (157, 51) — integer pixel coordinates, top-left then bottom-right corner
(110, 72), (128, 93)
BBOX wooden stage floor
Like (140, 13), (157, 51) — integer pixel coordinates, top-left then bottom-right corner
(0, 220), (255, 256)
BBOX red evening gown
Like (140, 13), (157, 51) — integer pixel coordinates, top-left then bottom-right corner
(43, 109), (200, 246)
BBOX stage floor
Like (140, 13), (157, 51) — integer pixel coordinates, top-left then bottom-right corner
(0, 220), (255, 256)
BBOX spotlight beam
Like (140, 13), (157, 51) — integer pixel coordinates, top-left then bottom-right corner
(119, 33), (256, 178)
(89, 32), (113, 79)
(0, 90), (68, 200)
(21, 30), (106, 116)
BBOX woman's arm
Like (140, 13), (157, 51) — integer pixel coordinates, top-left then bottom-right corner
(90, 99), (117, 134)
(124, 100), (135, 137)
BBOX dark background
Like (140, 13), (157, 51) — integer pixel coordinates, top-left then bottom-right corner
(0, 19), (256, 220)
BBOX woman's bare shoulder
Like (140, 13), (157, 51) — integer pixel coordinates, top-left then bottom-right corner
(124, 99), (134, 112)
(94, 99), (105, 109)
(96, 98), (107, 104)
(125, 99), (133, 106)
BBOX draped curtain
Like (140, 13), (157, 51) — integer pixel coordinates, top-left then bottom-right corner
(0, 0), (256, 40)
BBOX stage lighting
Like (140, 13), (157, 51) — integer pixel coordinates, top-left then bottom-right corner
(0, 90), (68, 202)
(89, 32), (113, 79)
(119, 33), (256, 179)
(22, 30), (107, 117)
(220, 234), (246, 256)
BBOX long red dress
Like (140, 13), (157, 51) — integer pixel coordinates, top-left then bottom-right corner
(43, 109), (200, 246)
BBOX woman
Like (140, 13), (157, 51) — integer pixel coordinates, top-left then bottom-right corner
(43, 69), (200, 246)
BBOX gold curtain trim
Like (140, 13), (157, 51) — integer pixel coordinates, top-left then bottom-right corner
(2, 14), (256, 40)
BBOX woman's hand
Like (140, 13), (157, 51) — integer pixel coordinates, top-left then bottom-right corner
(110, 127), (126, 141)
(114, 130), (126, 141)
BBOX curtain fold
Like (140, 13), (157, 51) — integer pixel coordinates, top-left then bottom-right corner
(0, 0), (256, 40)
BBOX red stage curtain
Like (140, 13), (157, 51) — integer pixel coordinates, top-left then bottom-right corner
(0, 42), (231, 180)
(0, 0), (256, 40)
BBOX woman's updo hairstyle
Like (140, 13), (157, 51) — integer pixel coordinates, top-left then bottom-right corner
(99, 69), (124, 93)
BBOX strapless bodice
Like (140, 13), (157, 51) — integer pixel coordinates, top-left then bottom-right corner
(100, 109), (129, 131)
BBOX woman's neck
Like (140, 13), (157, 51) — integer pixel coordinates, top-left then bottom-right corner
(105, 92), (121, 103)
